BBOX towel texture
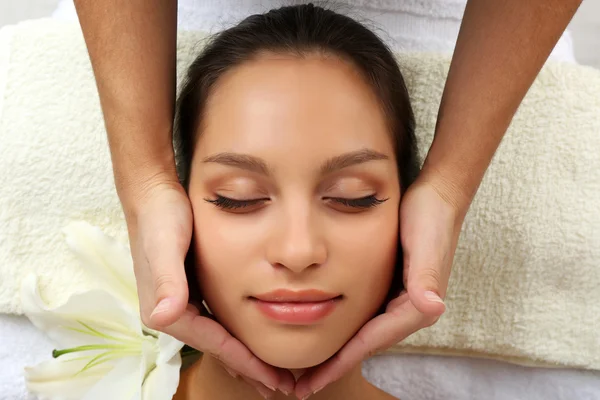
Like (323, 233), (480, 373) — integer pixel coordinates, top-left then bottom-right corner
(0, 20), (599, 370)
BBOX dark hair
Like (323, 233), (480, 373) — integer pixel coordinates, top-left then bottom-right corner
(176, 4), (420, 310)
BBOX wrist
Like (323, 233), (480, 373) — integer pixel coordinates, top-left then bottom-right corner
(113, 158), (183, 216)
(416, 160), (475, 220)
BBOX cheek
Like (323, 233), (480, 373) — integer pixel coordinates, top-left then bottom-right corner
(334, 203), (399, 311)
(189, 198), (261, 316)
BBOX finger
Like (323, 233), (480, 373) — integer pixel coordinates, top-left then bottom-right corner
(405, 255), (447, 316)
(136, 220), (191, 328)
(241, 376), (276, 399)
(401, 225), (447, 316)
(223, 365), (239, 379)
(144, 247), (190, 328)
(214, 359), (239, 379)
(209, 359), (277, 399)
(399, 183), (455, 317)
(213, 350), (294, 397)
(133, 250), (190, 329)
(385, 290), (409, 312)
(163, 308), (295, 394)
(132, 190), (193, 328)
(294, 299), (427, 399)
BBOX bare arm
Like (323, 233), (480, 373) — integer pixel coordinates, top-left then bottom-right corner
(423, 0), (582, 212)
(74, 0), (179, 213)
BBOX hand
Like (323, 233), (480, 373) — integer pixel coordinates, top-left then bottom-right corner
(294, 178), (466, 399)
(123, 176), (295, 396)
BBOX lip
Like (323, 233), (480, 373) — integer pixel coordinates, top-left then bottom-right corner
(253, 289), (341, 303)
(250, 289), (343, 324)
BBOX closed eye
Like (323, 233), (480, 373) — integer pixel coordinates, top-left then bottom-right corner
(323, 195), (388, 210)
(205, 194), (388, 213)
(204, 195), (269, 211)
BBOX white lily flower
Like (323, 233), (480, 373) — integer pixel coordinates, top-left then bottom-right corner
(21, 222), (185, 400)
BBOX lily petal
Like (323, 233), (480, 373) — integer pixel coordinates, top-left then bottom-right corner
(21, 274), (143, 348)
(82, 357), (143, 400)
(142, 334), (183, 400)
(25, 351), (114, 400)
(22, 223), (182, 400)
(63, 221), (138, 308)
(156, 333), (185, 364)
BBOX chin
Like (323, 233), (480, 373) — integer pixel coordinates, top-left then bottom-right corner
(241, 327), (348, 369)
(206, 305), (347, 368)
(253, 345), (335, 369)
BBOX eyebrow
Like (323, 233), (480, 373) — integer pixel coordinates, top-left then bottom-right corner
(319, 149), (389, 175)
(202, 148), (389, 175)
(202, 153), (270, 175)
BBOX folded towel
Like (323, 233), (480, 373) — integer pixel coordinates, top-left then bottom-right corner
(0, 20), (599, 371)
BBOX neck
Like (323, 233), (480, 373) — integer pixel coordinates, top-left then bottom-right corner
(177, 354), (373, 400)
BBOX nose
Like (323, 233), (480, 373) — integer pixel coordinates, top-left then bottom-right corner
(266, 204), (327, 273)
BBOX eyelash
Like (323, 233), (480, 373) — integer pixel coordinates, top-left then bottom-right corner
(204, 195), (387, 210)
(204, 196), (269, 210)
(324, 195), (387, 208)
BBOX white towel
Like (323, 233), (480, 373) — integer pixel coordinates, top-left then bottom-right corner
(0, 20), (599, 372)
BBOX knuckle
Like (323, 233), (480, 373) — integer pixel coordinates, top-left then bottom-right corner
(417, 268), (442, 288)
(154, 273), (175, 294)
(212, 334), (232, 362)
(354, 330), (370, 354)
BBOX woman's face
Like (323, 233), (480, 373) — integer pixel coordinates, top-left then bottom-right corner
(187, 53), (401, 369)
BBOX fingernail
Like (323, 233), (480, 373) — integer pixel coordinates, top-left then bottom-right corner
(151, 298), (171, 317)
(280, 383), (294, 396)
(256, 386), (273, 399)
(424, 291), (445, 305)
(301, 394), (312, 400)
(264, 384), (276, 392)
(224, 367), (237, 379)
(313, 386), (324, 395)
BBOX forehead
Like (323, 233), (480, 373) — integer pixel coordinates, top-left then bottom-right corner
(197, 53), (393, 158)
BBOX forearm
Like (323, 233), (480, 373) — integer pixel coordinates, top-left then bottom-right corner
(74, 0), (178, 208)
(423, 0), (581, 211)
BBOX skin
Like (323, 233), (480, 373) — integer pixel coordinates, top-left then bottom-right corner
(176, 52), (400, 400)
(73, 0), (583, 397)
(190, 53), (399, 369)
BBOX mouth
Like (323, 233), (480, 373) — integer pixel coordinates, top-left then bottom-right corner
(249, 289), (343, 324)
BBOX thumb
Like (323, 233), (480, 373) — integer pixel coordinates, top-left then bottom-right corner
(405, 256), (447, 316)
(133, 189), (193, 329)
(147, 254), (190, 328)
(400, 183), (455, 317)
